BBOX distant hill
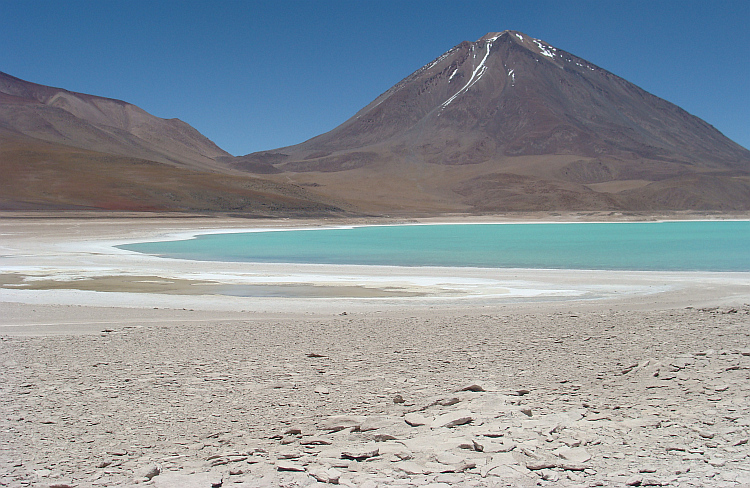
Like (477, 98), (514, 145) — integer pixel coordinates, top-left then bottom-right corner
(0, 71), (344, 214)
(231, 31), (750, 212)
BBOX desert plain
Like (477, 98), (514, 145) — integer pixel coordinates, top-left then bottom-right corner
(1, 214), (750, 488)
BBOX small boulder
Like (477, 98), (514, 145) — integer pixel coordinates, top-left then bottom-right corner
(134, 464), (161, 481)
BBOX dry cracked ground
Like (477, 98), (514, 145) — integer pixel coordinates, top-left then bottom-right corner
(2, 306), (750, 487)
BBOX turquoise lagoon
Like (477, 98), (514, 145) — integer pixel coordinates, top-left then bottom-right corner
(119, 221), (750, 272)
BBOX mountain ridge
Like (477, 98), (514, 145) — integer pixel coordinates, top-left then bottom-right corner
(0, 71), (231, 172)
(0, 71), (347, 214)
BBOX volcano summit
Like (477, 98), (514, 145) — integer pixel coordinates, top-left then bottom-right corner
(232, 31), (750, 213)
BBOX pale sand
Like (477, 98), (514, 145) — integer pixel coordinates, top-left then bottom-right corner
(1, 216), (750, 487)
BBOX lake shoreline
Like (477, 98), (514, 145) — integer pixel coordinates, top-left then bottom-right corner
(2, 216), (750, 487)
(2, 217), (750, 319)
(118, 220), (750, 272)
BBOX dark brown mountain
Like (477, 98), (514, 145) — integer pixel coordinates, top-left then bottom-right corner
(0, 71), (345, 214)
(0, 71), (231, 171)
(232, 31), (750, 212)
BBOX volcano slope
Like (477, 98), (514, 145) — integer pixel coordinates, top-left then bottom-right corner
(230, 31), (750, 214)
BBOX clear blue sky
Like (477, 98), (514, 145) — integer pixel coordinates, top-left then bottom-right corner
(1, 0), (748, 156)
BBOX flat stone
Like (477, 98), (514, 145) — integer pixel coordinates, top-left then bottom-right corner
(526, 460), (557, 470)
(341, 447), (379, 461)
(373, 433), (397, 442)
(300, 436), (333, 445)
(540, 468), (561, 481)
(665, 444), (688, 452)
(436, 451), (464, 465)
(554, 446), (591, 463)
(394, 461), (426, 475)
(642, 477), (666, 486)
(404, 412), (429, 427)
(319, 415), (365, 432)
(394, 450), (413, 461)
(431, 410), (473, 429)
(276, 460), (306, 472)
(485, 463), (532, 479)
(358, 416), (399, 432)
(426, 460), (476, 473)
(308, 466), (341, 484)
(153, 471), (224, 488)
(435, 473), (465, 484)
(625, 475), (644, 486)
(480, 439), (516, 453)
(277, 450), (302, 459)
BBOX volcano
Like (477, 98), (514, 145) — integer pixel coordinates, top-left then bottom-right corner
(232, 31), (750, 212)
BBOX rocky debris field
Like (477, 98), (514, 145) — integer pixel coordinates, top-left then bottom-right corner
(1, 305), (750, 487)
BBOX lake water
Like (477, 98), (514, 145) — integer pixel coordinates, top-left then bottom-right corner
(119, 221), (750, 272)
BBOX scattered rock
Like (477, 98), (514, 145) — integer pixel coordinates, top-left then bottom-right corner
(308, 466), (341, 484)
(276, 460), (306, 472)
(300, 436), (333, 445)
(394, 461), (426, 475)
(625, 474), (644, 486)
(433, 397), (460, 407)
(481, 439), (516, 453)
(341, 447), (379, 461)
(404, 412), (429, 427)
(134, 463), (161, 480)
(554, 446), (591, 463)
(436, 451), (464, 465)
(525, 460), (557, 470)
(277, 450), (302, 459)
(431, 410), (473, 429)
(319, 415), (365, 432)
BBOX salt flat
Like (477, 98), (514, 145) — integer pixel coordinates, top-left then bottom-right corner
(1, 216), (749, 487)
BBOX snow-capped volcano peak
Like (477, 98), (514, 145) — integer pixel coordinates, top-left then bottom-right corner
(230, 30), (750, 212)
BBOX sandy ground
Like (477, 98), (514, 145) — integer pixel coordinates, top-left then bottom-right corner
(1, 215), (750, 487)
